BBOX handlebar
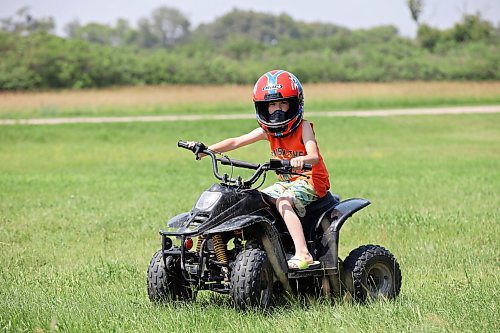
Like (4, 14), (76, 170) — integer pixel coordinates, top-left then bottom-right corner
(276, 159), (312, 171)
(219, 156), (261, 170)
(177, 140), (206, 159)
(177, 140), (312, 188)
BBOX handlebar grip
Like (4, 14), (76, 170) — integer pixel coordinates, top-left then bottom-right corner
(303, 163), (312, 171)
(280, 159), (290, 167)
(177, 141), (207, 157)
(177, 140), (191, 149)
(271, 159), (312, 171)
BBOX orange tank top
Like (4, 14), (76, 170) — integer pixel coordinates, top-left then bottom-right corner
(267, 121), (331, 197)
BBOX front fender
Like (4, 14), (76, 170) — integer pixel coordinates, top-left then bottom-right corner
(166, 212), (190, 228)
(203, 215), (271, 235)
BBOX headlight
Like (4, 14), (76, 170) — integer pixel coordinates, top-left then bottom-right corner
(194, 191), (222, 211)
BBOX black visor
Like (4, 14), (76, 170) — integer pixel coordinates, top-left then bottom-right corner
(255, 97), (299, 124)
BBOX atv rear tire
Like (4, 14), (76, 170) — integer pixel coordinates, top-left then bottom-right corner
(147, 250), (193, 302)
(230, 248), (273, 310)
(343, 244), (401, 302)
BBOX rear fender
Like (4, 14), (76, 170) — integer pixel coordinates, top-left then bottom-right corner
(316, 198), (371, 233)
(315, 198), (370, 270)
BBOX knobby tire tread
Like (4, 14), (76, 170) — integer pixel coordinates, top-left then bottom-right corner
(146, 250), (192, 302)
(230, 248), (269, 310)
(343, 244), (402, 302)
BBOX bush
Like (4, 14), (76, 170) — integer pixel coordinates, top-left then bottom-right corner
(0, 13), (498, 90)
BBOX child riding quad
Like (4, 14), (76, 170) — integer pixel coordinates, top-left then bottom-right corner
(149, 69), (400, 310)
(146, 141), (402, 310)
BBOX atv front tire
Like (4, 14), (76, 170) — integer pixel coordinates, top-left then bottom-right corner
(147, 250), (193, 302)
(230, 248), (273, 310)
(343, 244), (401, 302)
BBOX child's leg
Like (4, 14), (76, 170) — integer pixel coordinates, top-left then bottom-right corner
(276, 197), (314, 265)
(262, 180), (319, 268)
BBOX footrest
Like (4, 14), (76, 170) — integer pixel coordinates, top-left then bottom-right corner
(287, 267), (338, 279)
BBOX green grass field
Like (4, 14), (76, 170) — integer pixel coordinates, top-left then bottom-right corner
(1, 113), (499, 332)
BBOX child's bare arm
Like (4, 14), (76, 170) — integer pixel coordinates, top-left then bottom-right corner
(290, 121), (319, 168)
(209, 127), (267, 153)
(187, 128), (266, 157)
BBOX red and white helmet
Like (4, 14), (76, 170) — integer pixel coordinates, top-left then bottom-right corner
(253, 70), (304, 138)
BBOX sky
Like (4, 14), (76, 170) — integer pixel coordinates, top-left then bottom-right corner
(1, 0), (499, 38)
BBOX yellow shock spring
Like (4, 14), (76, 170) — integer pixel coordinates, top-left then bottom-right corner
(212, 234), (228, 264)
(196, 235), (205, 253)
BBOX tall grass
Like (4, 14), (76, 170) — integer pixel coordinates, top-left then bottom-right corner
(1, 82), (499, 119)
(0, 114), (499, 332)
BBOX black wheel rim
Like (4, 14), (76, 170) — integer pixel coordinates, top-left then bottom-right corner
(366, 262), (393, 298)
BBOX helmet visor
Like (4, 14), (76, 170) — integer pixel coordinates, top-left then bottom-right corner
(255, 97), (299, 126)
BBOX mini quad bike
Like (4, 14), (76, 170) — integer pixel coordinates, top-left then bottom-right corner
(147, 141), (402, 310)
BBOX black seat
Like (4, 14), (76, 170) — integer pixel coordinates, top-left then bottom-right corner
(302, 192), (340, 239)
(261, 191), (340, 215)
(261, 191), (341, 242)
(262, 192), (340, 210)
(304, 192), (340, 216)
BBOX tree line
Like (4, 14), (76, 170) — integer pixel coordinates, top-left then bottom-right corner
(0, 6), (498, 90)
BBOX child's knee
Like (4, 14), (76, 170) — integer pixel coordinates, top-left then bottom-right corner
(276, 196), (294, 209)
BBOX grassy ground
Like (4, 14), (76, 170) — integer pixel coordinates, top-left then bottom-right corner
(1, 82), (499, 119)
(0, 113), (499, 332)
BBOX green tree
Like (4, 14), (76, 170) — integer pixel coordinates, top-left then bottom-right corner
(1, 7), (499, 90)
(407, 0), (424, 26)
(0, 6), (54, 34)
(451, 13), (494, 43)
(417, 23), (441, 50)
(113, 18), (137, 46)
(191, 9), (344, 45)
(65, 18), (137, 47)
(135, 18), (160, 48)
(149, 6), (190, 47)
(66, 21), (114, 45)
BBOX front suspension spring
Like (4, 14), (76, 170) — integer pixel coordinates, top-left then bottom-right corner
(196, 235), (205, 253)
(212, 234), (228, 264)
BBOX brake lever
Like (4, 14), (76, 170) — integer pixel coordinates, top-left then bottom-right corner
(193, 142), (207, 160)
(295, 172), (311, 179)
(275, 168), (310, 179)
(289, 171), (310, 179)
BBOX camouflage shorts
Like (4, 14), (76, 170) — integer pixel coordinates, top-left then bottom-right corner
(261, 179), (319, 217)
